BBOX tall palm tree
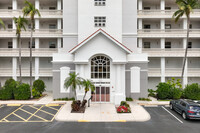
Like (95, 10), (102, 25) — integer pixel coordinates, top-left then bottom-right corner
(13, 16), (28, 84)
(64, 72), (83, 100)
(0, 18), (5, 29)
(23, 0), (41, 96)
(82, 79), (95, 101)
(173, 0), (200, 81)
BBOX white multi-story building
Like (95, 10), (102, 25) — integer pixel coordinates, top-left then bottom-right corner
(0, 0), (199, 104)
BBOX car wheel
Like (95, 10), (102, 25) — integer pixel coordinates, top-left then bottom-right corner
(170, 104), (173, 110)
(182, 112), (187, 120)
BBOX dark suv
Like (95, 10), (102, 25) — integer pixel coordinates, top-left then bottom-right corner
(170, 99), (200, 120)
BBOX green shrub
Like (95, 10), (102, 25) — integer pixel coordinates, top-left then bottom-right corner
(156, 83), (172, 100)
(184, 83), (200, 100)
(13, 83), (31, 100)
(148, 89), (156, 97)
(33, 79), (46, 95)
(138, 98), (152, 101)
(32, 87), (42, 99)
(170, 87), (182, 99)
(126, 97), (133, 101)
(120, 101), (130, 108)
(0, 78), (17, 100)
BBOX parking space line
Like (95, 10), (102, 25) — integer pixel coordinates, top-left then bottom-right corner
(13, 113), (27, 121)
(39, 109), (55, 116)
(26, 105), (48, 122)
(45, 106), (59, 111)
(1, 105), (24, 121)
(29, 105), (40, 110)
(162, 106), (183, 124)
(50, 105), (63, 122)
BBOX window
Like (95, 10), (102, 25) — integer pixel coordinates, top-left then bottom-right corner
(165, 7), (171, 10)
(165, 42), (171, 48)
(49, 24), (57, 29)
(188, 42), (192, 48)
(94, 0), (106, 6)
(180, 102), (186, 107)
(144, 24), (151, 29)
(8, 6), (12, 10)
(8, 42), (12, 48)
(49, 42), (56, 48)
(144, 7), (151, 10)
(189, 24), (192, 29)
(165, 24), (171, 29)
(91, 56), (110, 79)
(94, 17), (106, 27)
(8, 24), (12, 29)
(49, 7), (56, 10)
(144, 42), (151, 48)
(29, 41), (35, 48)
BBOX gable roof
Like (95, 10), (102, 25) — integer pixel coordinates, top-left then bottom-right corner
(69, 28), (132, 54)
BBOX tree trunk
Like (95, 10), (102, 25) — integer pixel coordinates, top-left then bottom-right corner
(181, 16), (190, 86)
(83, 91), (87, 101)
(74, 89), (77, 101)
(30, 20), (34, 98)
(18, 34), (22, 84)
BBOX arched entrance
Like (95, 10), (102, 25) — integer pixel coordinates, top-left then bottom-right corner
(90, 55), (111, 102)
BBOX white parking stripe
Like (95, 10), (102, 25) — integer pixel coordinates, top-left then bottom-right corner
(162, 106), (183, 124)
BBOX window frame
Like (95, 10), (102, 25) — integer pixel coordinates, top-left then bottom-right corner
(94, 16), (106, 27)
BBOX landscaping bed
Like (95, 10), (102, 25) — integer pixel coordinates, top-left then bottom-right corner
(116, 101), (131, 113)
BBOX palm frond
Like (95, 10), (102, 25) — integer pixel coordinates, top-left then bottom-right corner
(0, 18), (5, 29)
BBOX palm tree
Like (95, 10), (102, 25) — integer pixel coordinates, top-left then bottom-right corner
(64, 72), (83, 100)
(173, 0), (200, 80)
(82, 79), (95, 101)
(23, 0), (41, 97)
(13, 16), (28, 84)
(0, 18), (5, 29)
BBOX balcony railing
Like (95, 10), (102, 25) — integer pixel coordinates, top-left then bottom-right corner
(0, 9), (63, 18)
(138, 9), (200, 18)
(142, 48), (200, 57)
(0, 29), (62, 37)
(138, 29), (200, 38)
(0, 48), (58, 57)
(148, 68), (200, 77)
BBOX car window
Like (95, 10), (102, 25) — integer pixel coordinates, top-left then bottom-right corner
(180, 102), (186, 107)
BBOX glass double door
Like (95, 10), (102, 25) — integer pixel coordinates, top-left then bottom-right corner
(92, 85), (110, 102)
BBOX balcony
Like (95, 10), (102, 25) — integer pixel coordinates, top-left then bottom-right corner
(0, 9), (63, 18)
(138, 29), (200, 38)
(148, 68), (200, 77)
(0, 68), (52, 77)
(142, 48), (200, 57)
(0, 29), (62, 38)
(0, 48), (58, 57)
(138, 9), (200, 19)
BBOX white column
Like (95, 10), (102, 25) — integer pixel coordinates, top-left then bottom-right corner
(57, 38), (61, 49)
(131, 67), (141, 93)
(12, 58), (17, 80)
(161, 0), (165, 10)
(183, 19), (187, 29)
(57, 19), (62, 30)
(138, 38), (142, 53)
(35, 0), (40, 9)
(60, 67), (70, 93)
(183, 59), (188, 88)
(183, 38), (187, 49)
(35, 58), (39, 80)
(35, 38), (39, 49)
(12, 38), (17, 80)
(160, 19), (165, 30)
(116, 65), (121, 93)
(161, 38), (165, 49)
(138, 0), (143, 10)
(35, 19), (40, 30)
(138, 19), (143, 30)
(57, 0), (62, 10)
(161, 57), (165, 82)
(12, 0), (17, 10)
(12, 19), (16, 30)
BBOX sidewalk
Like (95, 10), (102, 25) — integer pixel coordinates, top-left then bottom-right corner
(0, 92), (66, 105)
(55, 101), (151, 122)
(136, 97), (170, 106)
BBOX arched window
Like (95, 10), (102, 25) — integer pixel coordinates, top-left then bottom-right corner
(91, 55), (110, 79)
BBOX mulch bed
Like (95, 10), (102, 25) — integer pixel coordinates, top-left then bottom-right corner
(71, 107), (86, 113)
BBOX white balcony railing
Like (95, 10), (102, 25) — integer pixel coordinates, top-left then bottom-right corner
(0, 29), (62, 37)
(0, 68), (12, 77)
(142, 48), (200, 57)
(138, 29), (200, 38)
(138, 9), (200, 18)
(0, 48), (58, 57)
(0, 9), (63, 18)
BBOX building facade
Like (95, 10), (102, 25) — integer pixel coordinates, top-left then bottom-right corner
(0, 0), (199, 104)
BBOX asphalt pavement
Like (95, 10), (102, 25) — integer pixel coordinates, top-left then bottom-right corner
(0, 106), (199, 133)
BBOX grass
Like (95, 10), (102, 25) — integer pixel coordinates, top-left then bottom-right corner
(158, 100), (171, 101)
(54, 97), (75, 101)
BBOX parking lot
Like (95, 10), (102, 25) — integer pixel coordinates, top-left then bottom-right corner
(0, 104), (63, 122)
